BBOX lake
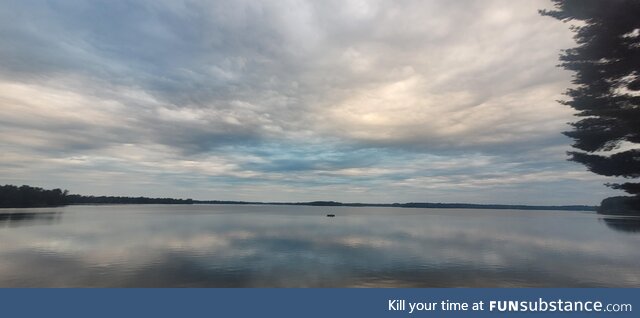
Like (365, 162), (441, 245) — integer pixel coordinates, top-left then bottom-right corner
(1, 204), (639, 287)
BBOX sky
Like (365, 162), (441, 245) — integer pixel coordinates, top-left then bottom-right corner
(0, 0), (624, 205)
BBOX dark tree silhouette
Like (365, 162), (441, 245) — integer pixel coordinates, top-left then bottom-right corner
(541, 1), (640, 199)
(0, 184), (195, 208)
(0, 185), (69, 208)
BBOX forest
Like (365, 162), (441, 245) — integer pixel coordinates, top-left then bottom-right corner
(0, 185), (68, 208)
(0, 185), (193, 208)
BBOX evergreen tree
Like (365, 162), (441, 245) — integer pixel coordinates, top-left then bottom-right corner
(541, 0), (640, 197)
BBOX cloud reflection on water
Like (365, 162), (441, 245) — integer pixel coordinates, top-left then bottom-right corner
(0, 205), (639, 287)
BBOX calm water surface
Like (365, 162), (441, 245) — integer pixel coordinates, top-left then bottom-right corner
(1, 204), (639, 287)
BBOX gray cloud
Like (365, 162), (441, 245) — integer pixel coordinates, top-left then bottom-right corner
(0, 0), (623, 204)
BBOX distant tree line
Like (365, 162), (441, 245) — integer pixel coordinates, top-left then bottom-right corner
(391, 202), (595, 211)
(66, 195), (193, 205)
(0, 184), (194, 208)
(1, 184), (596, 211)
(0, 185), (68, 208)
(198, 199), (596, 211)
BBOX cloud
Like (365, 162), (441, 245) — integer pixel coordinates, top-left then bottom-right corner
(0, 0), (623, 204)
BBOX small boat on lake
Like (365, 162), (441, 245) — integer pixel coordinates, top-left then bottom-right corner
(326, 214), (335, 217)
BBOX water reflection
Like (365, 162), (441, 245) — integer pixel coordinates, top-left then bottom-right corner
(0, 211), (62, 228)
(0, 205), (639, 287)
(601, 216), (640, 233)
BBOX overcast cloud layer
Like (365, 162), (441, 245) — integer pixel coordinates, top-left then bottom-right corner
(0, 0), (623, 204)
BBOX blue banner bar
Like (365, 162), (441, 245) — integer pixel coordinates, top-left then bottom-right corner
(1, 288), (637, 318)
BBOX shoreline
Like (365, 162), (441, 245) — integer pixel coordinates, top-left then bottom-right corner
(1, 201), (597, 212)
